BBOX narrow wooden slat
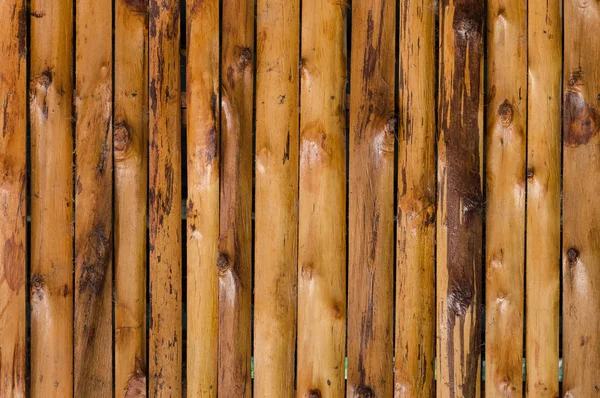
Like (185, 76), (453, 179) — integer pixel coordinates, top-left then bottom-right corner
(525, 0), (561, 394)
(114, 0), (148, 395)
(347, 0), (395, 396)
(436, 0), (485, 395)
(297, 1), (347, 396)
(484, 0), (527, 393)
(149, 0), (182, 394)
(562, 0), (600, 393)
(218, 0), (254, 395)
(29, 0), (74, 394)
(254, 0), (299, 395)
(0, 0), (27, 396)
(186, 0), (219, 395)
(395, 0), (436, 393)
(73, 0), (113, 394)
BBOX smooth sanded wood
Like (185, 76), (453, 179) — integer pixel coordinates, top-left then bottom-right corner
(114, 0), (148, 395)
(297, 1), (347, 396)
(436, 0), (485, 395)
(73, 0), (113, 395)
(525, 0), (561, 394)
(254, 0), (299, 396)
(149, 0), (182, 395)
(562, 0), (600, 393)
(218, 0), (254, 395)
(0, 0), (26, 396)
(29, 0), (74, 394)
(485, 0), (526, 394)
(395, 0), (436, 393)
(347, 0), (395, 396)
(186, 0), (219, 395)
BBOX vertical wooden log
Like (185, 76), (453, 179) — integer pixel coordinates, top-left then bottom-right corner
(562, 0), (600, 394)
(485, 0), (527, 393)
(254, 0), (299, 396)
(525, 0), (561, 394)
(436, 0), (484, 395)
(30, 0), (74, 394)
(218, 0), (254, 395)
(347, 0), (395, 396)
(297, 0), (347, 396)
(395, 0), (437, 393)
(73, 0), (113, 394)
(114, 0), (148, 395)
(186, 0), (219, 395)
(149, 0), (182, 395)
(0, 0), (27, 396)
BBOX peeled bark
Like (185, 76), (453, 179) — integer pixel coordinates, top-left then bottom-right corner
(436, 0), (484, 395)
(525, 0), (561, 395)
(254, 0), (299, 396)
(297, 1), (347, 396)
(0, 0), (27, 396)
(186, 0), (219, 395)
(485, 0), (526, 394)
(149, 0), (182, 395)
(114, 0), (148, 395)
(347, 0), (395, 396)
(30, 0), (74, 394)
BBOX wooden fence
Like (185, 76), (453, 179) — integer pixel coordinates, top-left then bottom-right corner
(0, 0), (599, 396)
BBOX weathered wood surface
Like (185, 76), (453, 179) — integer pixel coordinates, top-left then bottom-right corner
(114, 0), (148, 395)
(395, 0), (437, 394)
(254, 0), (299, 396)
(436, 0), (485, 395)
(30, 0), (74, 394)
(525, 0), (561, 394)
(218, 0), (254, 395)
(0, 0), (27, 396)
(347, 0), (395, 396)
(186, 0), (219, 396)
(563, 0), (600, 393)
(297, 0), (347, 396)
(485, 0), (527, 393)
(149, 0), (182, 395)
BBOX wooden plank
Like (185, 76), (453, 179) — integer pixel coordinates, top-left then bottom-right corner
(148, 0), (183, 394)
(436, 0), (485, 395)
(525, 0), (561, 394)
(29, 0), (74, 394)
(114, 0), (148, 395)
(395, 0), (437, 393)
(254, 0), (299, 395)
(347, 0), (395, 396)
(0, 0), (27, 396)
(73, 0), (113, 394)
(484, 0), (527, 393)
(218, 0), (254, 395)
(297, 1), (347, 396)
(186, 0), (219, 395)
(562, 0), (600, 393)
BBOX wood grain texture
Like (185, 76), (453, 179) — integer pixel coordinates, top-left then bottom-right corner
(254, 0), (299, 396)
(29, 0), (74, 394)
(0, 0), (27, 396)
(186, 0), (219, 395)
(218, 0), (254, 395)
(525, 0), (561, 394)
(347, 0), (395, 396)
(297, 1), (347, 397)
(114, 0), (148, 395)
(149, 0), (182, 395)
(74, 0), (113, 395)
(436, 0), (485, 395)
(485, 0), (526, 394)
(562, 0), (600, 393)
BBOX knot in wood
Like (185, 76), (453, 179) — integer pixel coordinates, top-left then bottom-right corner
(114, 122), (131, 155)
(308, 388), (322, 398)
(356, 385), (374, 397)
(567, 248), (579, 265)
(217, 253), (230, 272)
(498, 100), (513, 127)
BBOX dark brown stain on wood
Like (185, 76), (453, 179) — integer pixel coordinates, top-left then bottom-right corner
(564, 68), (600, 147)
(78, 224), (111, 294)
(124, 0), (148, 15)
